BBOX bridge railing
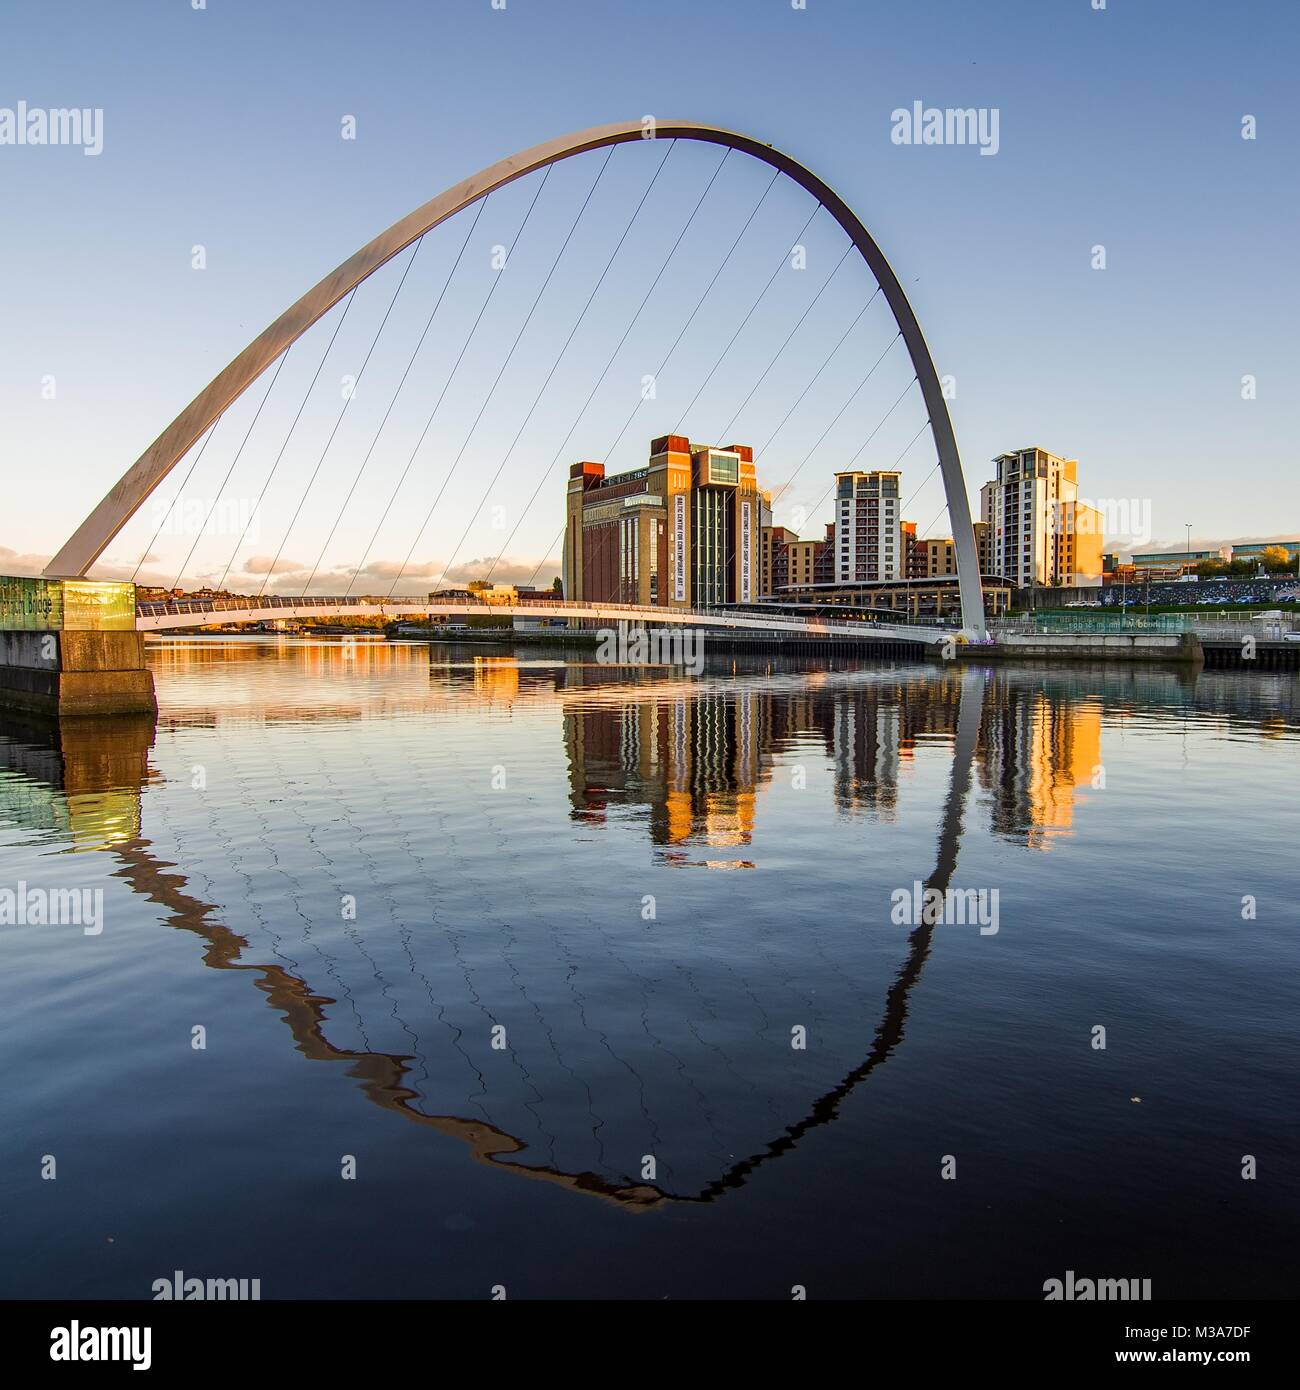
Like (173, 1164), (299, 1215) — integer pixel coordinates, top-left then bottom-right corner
(991, 612), (1300, 640)
(136, 594), (949, 635)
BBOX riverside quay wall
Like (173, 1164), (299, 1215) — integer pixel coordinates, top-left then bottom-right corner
(960, 632), (1204, 664)
(0, 577), (156, 717)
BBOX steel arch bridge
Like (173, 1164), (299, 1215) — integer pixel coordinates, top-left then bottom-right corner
(44, 119), (986, 637)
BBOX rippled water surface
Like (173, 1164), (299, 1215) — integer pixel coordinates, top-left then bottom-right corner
(1, 637), (1297, 1298)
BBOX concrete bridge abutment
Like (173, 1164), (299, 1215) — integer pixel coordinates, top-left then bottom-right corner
(0, 577), (156, 718)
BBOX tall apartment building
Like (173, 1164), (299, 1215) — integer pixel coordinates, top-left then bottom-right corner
(980, 447), (1103, 587)
(834, 470), (903, 582)
(564, 435), (762, 608)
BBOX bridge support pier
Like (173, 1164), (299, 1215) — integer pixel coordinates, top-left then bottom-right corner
(0, 577), (156, 718)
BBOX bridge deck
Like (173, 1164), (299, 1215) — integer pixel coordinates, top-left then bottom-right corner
(135, 596), (953, 645)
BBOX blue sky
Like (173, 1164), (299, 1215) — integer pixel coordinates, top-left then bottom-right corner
(1, 0), (1296, 590)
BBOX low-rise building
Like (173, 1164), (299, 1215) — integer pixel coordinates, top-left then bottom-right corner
(1131, 548), (1227, 572)
(1230, 540), (1300, 566)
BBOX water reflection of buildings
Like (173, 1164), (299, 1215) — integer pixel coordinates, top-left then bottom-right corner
(561, 662), (1115, 857)
(565, 685), (764, 866)
(563, 667), (971, 861)
(144, 640), (1272, 859)
(978, 677), (1104, 850)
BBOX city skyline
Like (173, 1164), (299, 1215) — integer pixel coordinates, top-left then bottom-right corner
(6, 418), (1291, 597)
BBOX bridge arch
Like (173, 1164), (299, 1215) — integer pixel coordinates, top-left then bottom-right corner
(45, 118), (986, 635)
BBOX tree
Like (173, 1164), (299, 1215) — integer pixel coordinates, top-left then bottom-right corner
(551, 575), (563, 594)
(1259, 545), (1293, 573)
(466, 579), (491, 593)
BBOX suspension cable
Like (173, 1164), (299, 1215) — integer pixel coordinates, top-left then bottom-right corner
(378, 169), (555, 597)
(485, 143), (727, 587)
(800, 417), (933, 524)
(531, 162), (778, 604)
(601, 166), (781, 465)
(417, 148), (620, 593)
(754, 287), (881, 459)
(169, 347), (292, 591)
(725, 320), (895, 585)
(342, 198), (489, 596)
(439, 145), (690, 589)
(295, 236), (427, 595)
(713, 242), (853, 445)
(215, 289), (358, 593)
(768, 347), (906, 508)
(132, 415), (221, 583)
(840, 376), (921, 473)
(257, 237), (418, 595)
(671, 204), (821, 437)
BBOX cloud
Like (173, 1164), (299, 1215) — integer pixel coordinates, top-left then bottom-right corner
(0, 544), (559, 596)
(242, 555), (307, 575)
(243, 554), (558, 594)
(442, 556), (556, 586)
(0, 546), (50, 576)
(345, 558), (442, 581)
(1132, 531), (1299, 556)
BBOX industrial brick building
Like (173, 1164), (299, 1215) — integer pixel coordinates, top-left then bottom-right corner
(564, 435), (763, 608)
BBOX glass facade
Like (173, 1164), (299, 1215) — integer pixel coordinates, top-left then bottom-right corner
(619, 515), (640, 601)
(692, 488), (732, 606)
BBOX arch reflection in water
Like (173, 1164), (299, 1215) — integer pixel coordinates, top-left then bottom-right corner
(3, 645), (1294, 1208)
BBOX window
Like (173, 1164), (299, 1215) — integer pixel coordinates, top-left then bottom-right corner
(706, 452), (739, 485)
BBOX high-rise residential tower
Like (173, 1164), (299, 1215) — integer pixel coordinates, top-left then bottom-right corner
(833, 470), (903, 582)
(980, 447), (1103, 587)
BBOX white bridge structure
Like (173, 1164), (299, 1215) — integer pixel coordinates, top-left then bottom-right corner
(44, 118), (988, 640)
(136, 593), (954, 645)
